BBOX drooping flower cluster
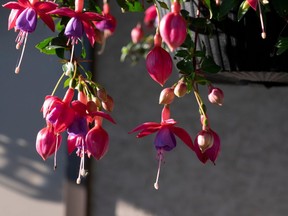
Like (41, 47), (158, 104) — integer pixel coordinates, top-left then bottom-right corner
(3, 0), (226, 188)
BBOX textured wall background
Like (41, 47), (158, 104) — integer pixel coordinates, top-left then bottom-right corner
(91, 1), (288, 216)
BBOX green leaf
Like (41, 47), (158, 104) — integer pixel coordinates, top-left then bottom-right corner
(35, 37), (56, 55)
(81, 42), (87, 59)
(237, 0), (250, 21)
(176, 59), (194, 74)
(276, 37), (288, 55)
(217, 0), (239, 20)
(175, 50), (190, 58)
(201, 56), (222, 73)
(188, 17), (213, 35)
(202, 0), (213, 18)
(85, 71), (93, 80)
(64, 77), (72, 88)
(180, 34), (195, 49)
(195, 75), (209, 85)
(157, 0), (169, 10)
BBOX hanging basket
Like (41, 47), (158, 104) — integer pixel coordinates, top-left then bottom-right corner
(163, 0), (288, 86)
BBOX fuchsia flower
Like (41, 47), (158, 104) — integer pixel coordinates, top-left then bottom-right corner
(130, 105), (194, 189)
(48, 0), (105, 46)
(194, 129), (220, 164)
(42, 88), (75, 133)
(36, 126), (62, 161)
(144, 5), (157, 27)
(68, 100), (115, 183)
(159, 0), (187, 51)
(146, 33), (173, 86)
(3, 0), (58, 73)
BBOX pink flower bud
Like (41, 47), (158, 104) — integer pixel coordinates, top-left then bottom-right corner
(101, 95), (114, 112)
(174, 81), (187, 97)
(159, 1), (187, 51)
(86, 125), (109, 160)
(197, 130), (214, 153)
(36, 126), (62, 160)
(208, 86), (224, 106)
(146, 35), (173, 86)
(97, 88), (108, 102)
(131, 23), (144, 43)
(144, 5), (157, 27)
(159, 88), (175, 104)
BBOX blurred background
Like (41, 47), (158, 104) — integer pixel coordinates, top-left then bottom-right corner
(1, 1), (288, 216)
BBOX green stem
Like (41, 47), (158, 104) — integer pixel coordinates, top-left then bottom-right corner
(51, 72), (66, 96)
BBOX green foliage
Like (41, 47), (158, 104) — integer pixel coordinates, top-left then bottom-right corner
(116, 0), (144, 12)
(201, 56), (222, 73)
(237, 0), (250, 21)
(276, 37), (288, 55)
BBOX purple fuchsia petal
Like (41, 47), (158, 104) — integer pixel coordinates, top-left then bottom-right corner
(16, 7), (37, 32)
(67, 116), (88, 136)
(65, 17), (84, 38)
(154, 127), (176, 151)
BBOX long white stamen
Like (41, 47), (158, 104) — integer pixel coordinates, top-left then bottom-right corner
(70, 44), (75, 63)
(258, 0), (266, 39)
(76, 143), (88, 184)
(154, 150), (163, 190)
(54, 134), (59, 170)
(15, 32), (28, 74)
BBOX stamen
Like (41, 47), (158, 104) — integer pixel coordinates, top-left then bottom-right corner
(154, 149), (164, 190)
(70, 44), (75, 64)
(15, 31), (28, 74)
(53, 134), (59, 170)
(98, 35), (107, 55)
(76, 144), (88, 184)
(258, 0), (266, 39)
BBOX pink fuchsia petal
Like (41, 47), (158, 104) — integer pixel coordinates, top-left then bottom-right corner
(204, 130), (220, 164)
(3, 2), (25, 10)
(171, 126), (194, 151)
(90, 111), (116, 124)
(67, 135), (85, 155)
(80, 12), (105, 22)
(136, 127), (161, 138)
(18, 0), (30, 7)
(34, 1), (58, 12)
(144, 5), (157, 27)
(82, 20), (97, 46)
(71, 100), (87, 116)
(48, 7), (76, 17)
(129, 122), (161, 134)
(37, 12), (56, 31)
(7, 9), (22, 30)
(247, 0), (258, 10)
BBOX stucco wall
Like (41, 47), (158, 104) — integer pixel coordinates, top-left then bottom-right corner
(91, 1), (288, 216)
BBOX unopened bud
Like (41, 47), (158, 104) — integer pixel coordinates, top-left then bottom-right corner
(102, 95), (114, 112)
(174, 81), (187, 97)
(131, 23), (144, 44)
(87, 101), (98, 114)
(197, 130), (214, 153)
(97, 88), (108, 102)
(78, 90), (88, 105)
(208, 86), (224, 106)
(159, 88), (175, 104)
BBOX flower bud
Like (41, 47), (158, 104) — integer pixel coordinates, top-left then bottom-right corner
(97, 88), (108, 102)
(144, 5), (157, 27)
(159, 1), (187, 51)
(208, 86), (224, 106)
(197, 130), (214, 153)
(174, 81), (187, 97)
(87, 100), (98, 114)
(131, 23), (144, 44)
(102, 95), (114, 112)
(77, 90), (87, 105)
(146, 35), (173, 86)
(159, 88), (175, 104)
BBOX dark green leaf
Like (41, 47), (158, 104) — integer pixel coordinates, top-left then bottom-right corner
(202, 0), (213, 18)
(175, 50), (190, 58)
(188, 17), (213, 35)
(201, 56), (222, 73)
(176, 59), (194, 73)
(276, 37), (288, 55)
(85, 71), (93, 80)
(217, 0), (239, 20)
(195, 75), (209, 85)
(157, 1), (169, 10)
(180, 34), (195, 49)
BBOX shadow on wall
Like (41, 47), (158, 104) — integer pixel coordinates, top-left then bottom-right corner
(0, 7), (66, 202)
(0, 133), (64, 201)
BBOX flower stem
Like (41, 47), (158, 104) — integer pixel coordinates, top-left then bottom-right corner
(51, 72), (65, 96)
